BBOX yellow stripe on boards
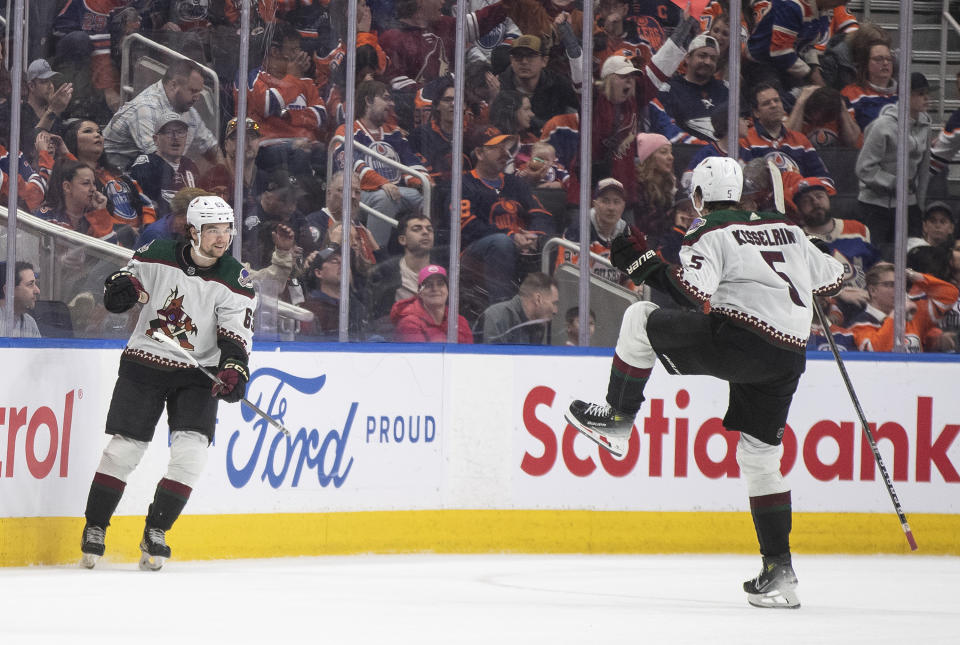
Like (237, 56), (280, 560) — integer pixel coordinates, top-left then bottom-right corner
(1, 511), (957, 567)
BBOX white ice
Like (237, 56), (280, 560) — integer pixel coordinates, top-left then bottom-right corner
(1, 554), (957, 644)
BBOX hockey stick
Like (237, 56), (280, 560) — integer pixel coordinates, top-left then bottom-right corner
(811, 299), (918, 551)
(150, 332), (291, 437)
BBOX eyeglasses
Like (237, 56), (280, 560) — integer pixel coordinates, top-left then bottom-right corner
(159, 128), (188, 138)
(870, 56), (894, 64)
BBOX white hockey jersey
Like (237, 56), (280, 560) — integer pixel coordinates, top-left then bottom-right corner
(120, 239), (257, 369)
(675, 209), (844, 351)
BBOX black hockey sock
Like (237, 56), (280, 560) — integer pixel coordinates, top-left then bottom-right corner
(749, 491), (792, 557)
(84, 472), (126, 528)
(605, 353), (652, 415)
(145, 478), (193, 531)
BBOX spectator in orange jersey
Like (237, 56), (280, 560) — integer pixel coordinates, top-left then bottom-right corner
(848, 262), (959, 352)
(786, 85), (862, 149)
(62, 119), (157, 237)
(247, 23), (326, 141)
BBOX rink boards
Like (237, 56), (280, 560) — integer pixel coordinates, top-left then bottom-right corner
(0, 341), (958, 565)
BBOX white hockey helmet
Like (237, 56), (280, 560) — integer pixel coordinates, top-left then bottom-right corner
(690, 156), (742, 213)
(186, 195), (235, 235)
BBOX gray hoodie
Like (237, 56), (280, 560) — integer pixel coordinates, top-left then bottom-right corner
(855, 102), (931, 209)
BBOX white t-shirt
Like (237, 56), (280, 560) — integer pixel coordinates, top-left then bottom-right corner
(0, 303), (41, 338)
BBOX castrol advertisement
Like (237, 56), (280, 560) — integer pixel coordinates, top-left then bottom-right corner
(0, 346), (957, 518)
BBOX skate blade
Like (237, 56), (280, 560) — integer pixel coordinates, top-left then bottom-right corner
(138, 552), (167, 571)
(564, 414), (628, 458)
(80, 553), (101, 569)
(746, 589), (801, 609)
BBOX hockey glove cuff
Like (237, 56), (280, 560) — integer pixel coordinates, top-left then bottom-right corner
(610, 226), (662, 285)
(212, 358), (249, 403)
(807, 235), (832, 255)
(103, 270), (148, 313)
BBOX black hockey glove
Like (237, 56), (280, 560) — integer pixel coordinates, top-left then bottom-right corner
(807, 235), (832, 255)
(212, 358), (249, 403)
(103, 270), (148, 313)
(610, 225), (661, 285)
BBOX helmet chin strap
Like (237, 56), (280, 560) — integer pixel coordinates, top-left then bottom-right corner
(692, 189), (705, 217)
(191, 238), (218, 262)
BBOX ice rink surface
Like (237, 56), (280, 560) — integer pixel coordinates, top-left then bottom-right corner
(1, 553), (956, 644)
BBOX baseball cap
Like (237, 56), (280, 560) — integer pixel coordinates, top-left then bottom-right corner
(312, 245), (341, 268)
(27, 59), (57, 83)
(687, 34), (719, 55)
(910, 72), (937, 94)
(465, 125), (519, 152)
(225, 117), (262, 139)
(923, 200), (956, 224)
(156, 112), (189, 132)
(510, 35), (542, 55)
(791, 176), (836, 200)
(593, 177), (625, 198)
(600, 55), (639, 79)
(418, 264), (448, 287)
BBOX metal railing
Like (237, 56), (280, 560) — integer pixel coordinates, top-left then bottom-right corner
(541, 237), (651, 303)
(120, 33), (221, 137)
(326, 135), (433, 230)
(0, 206), (312, 330)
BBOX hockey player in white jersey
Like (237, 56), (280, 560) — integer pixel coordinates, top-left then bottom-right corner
(80, 196), (257, 570)
(566, 157), (844, 608)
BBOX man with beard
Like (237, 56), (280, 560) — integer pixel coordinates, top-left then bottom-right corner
(793, 176), (880, 324)
(104, 59), (218, 169)
(656, 34), (729, 142)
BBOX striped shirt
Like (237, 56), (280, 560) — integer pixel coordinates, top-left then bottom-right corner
(103, 80), (218, 169)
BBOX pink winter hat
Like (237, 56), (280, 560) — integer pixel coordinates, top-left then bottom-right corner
(635, 133), (670, 164)
(418, 264), (448, 287)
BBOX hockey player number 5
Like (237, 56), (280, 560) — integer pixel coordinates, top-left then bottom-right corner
(760, 251), (805, 307)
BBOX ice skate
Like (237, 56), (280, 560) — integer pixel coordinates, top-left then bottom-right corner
(564, 400), (635, 458)
(80, 524), (106, 569)
(743, 555), (800, 608)
(139, 526), (171, 571)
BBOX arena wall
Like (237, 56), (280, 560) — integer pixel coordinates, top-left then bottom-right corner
(1, 341), (957, 566)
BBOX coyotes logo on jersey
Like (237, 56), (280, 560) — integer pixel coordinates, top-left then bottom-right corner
(147, 288), (198, 351)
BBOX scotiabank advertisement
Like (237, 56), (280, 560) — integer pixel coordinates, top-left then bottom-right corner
(0, 346), (957, 518)
(513, 356), (960, 514)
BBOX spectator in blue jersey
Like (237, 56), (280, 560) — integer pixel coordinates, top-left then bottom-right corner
(855, 72), (934, 249)
(657, 34), (728, 142)
(498, 35), (579, 135)
(746, 0), (849, 106)
(331, 80), (429, 248)
(128, 113), (201, 217)
(459, 125), (555, 308)
(792, 175), (880, 324)
(136, 187), (211, 248)
(840, 36), (897, 131)
(741, 83), (835, 192)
